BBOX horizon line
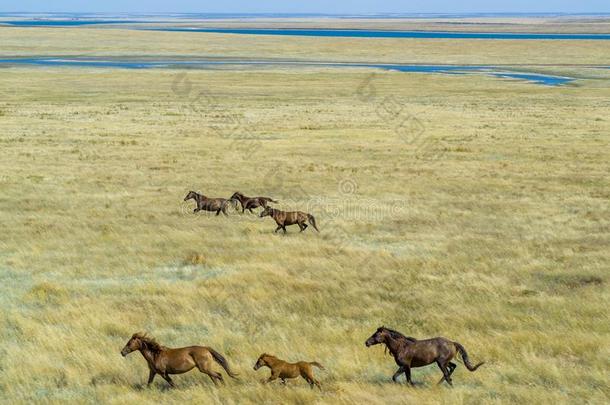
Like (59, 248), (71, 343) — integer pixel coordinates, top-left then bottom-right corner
(1, 11), (610, 16)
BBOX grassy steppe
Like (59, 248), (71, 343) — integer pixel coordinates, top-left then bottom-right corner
(2, 27), (610, 66)
(0, 27), (609, 405)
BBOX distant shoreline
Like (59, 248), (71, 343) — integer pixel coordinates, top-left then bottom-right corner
(1, 12), (610, 19)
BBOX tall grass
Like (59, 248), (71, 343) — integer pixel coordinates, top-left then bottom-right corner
(0, 62), (608, 403)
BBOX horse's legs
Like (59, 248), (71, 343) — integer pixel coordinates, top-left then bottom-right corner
(280, 378), (287, 385)
(392, 366), (404, 383)
(447, 362), (457, 377)
(282, 225), (287, 234)
(304, 375), (315, 389)
(404, 366), (414, 386)
(216, 373), (225, 385)
(216, 208), (221, 216)
(147, 369), (156, 386)
(275, 225), (282, 233)
(248, 207), (254, 214)
(436, 361), (453, 386)
(265, 371), (279, 384)
(162, 373), (176, 388)
(207, 372), (223, 386)
(196, 362), (223, 386)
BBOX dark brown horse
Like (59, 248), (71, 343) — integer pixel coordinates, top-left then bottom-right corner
(253, 353), (324, 389)
(121, 333), (238, 387)
(230, 192), (278, 214)
(259, 206), (319, 233)
(365, 327), (483, 386)
(184, 191), (236, 216)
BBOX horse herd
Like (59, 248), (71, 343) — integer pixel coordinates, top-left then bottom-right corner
(121, 327), (483, 389)
(156, 190), (485, 390)
(184, 191), (319, 233)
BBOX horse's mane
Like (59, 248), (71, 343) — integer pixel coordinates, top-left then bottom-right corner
(134, 332), (164, 353)
(382, 327), (417, 342)
(379, 327), (417, 356)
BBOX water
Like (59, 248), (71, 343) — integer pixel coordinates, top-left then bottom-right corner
(0, 57), (577, 86)
(491, 72), (573, 86)
(153, 28), (610, 40)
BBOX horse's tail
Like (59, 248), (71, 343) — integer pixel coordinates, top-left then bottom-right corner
(454, 342), (484, 371)
(208, 347), (239, 379)
(309, 361), (324, 370)
(226, 199), (238, 212)
(308, 214), (320, 232)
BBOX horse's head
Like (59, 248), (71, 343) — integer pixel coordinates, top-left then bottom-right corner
(259, 206), (272, 218)
(253, 353), (270, 370)
(121, 333), (144, 356)
(184, 191), (198, 201)
(230, 192), (243, 200)
(365, 326), (389, 347)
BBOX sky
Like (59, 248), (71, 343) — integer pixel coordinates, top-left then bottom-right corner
(0, 1), (608, 14)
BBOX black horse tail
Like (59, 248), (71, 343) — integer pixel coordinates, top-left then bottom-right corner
(454, 342), (484, 371)
(308, 214), (319, 232)
(309, 361), (324, 369)
(208, 347), (239, 379)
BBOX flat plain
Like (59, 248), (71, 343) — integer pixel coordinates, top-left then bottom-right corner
(0, 17), (609, 404)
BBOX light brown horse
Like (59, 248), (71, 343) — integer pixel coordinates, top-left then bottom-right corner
(184, 191), (236, 216)
(230, 192), (278, 214)
(121, 333), (238, 387)
(259, 206), (319, 233)
(365, 327), (483, 386)
(253, 353), (324, 389)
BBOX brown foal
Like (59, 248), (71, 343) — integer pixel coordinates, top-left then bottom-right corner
(253, 353), (324, 389)
(121, 333), (238, 387)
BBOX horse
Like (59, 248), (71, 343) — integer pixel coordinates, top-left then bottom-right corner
(365, 327), (484, 386)
(253, 353), (324, 389)
(120, 332), (238, 387)
(230, 192), (278, 214)
(184, 191), (236, 216)
(259, 206), (319, 233)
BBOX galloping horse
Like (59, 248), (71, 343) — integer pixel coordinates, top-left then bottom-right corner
(121, 333), (238, 387)
(253, 353), (324, 389)
(184, 191), (236, 216)
(365, 327), (484, 386)
(230, 192), (278, 213)
(259, 206), (319, 233)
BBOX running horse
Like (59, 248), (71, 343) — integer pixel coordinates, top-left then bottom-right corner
(253, 353), (324, 389)
(184, 191), (236, 216)
(121, 332), (238, 387)
(230, 191), (278, 214)
(259, 206), (319, 233)
(365, 327), (484, 386)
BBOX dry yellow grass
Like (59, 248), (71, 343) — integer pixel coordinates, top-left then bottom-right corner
(0, 25), (609, 404)
(2, 26), (610, 66)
